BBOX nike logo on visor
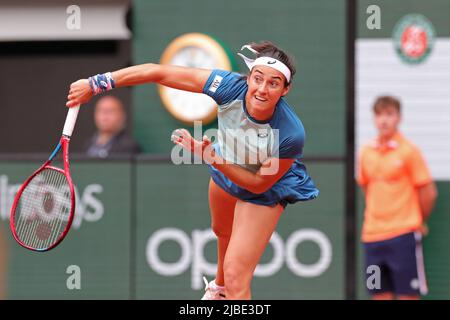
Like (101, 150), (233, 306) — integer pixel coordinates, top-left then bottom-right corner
(267, 60), (277, 64)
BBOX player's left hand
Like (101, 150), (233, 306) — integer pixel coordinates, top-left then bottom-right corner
(171, 128), (215, 163)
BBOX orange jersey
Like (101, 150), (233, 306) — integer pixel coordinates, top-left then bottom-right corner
(357, 133), (432, 242)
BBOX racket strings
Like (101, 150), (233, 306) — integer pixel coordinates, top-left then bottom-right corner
(14, 168), (72, 250)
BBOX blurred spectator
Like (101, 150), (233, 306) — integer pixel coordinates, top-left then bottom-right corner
(84, 95), (141, 158)
(357, 96), (438, 300)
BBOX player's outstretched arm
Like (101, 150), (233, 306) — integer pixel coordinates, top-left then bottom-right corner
(171, 129), (295, 194)
(66, 63), (212, 107)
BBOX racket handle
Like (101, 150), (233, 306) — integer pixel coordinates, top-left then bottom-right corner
(63, 105), (80, 137)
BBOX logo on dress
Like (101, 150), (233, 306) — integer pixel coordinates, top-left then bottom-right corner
(208, 75), (223, 93)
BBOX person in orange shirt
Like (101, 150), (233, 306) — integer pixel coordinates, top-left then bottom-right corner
(357, 96), (438, 300)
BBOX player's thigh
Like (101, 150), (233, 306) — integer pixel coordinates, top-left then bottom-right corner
(225, 200), (283, 272)
(208, 178), (237, 237)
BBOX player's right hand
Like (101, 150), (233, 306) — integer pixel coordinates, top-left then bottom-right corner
(66, 79), (93, 107)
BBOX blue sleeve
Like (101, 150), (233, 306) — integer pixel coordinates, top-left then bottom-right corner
(202, 69), (246, 105)
(278, 132), (304, 159)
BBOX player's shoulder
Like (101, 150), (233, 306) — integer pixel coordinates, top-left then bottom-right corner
(272, 99), (305, 144)
(274, 99), (304, 130)
(209, 69), (243, 79)
(206, 69), (245, 89)
(203, 69), (247, 104)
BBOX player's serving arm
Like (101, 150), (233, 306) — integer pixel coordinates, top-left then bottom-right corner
(66, 63), (211, 107)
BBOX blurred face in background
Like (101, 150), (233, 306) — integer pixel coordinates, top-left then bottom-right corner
(374, 104), (401, 140)
(94, 96), (125, 135)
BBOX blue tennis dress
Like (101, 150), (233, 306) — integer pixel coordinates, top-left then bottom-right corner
(203, 69), (319, 208)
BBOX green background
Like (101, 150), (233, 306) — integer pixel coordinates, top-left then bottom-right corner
(132, 0), (347, 157)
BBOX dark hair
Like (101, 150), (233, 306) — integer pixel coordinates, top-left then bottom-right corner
(373, 96), (401, 114)
(246, 41), (296, 86)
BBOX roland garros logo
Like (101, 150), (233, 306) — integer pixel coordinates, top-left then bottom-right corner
(392, 14), (435, 64)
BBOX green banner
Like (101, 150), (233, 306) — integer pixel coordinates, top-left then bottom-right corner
(135, 162), (345, 299)
(0, 161), (131, 299)
(132, 0), (347, 157)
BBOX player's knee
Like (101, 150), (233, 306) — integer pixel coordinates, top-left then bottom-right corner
(223, 261), (251, 296)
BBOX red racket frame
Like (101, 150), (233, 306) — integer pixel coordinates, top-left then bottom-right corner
(10, 136), (76, 252)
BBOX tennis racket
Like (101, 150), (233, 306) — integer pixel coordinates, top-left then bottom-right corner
(10, 105), (80, 252)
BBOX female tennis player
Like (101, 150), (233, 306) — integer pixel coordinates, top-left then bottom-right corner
(66, 41), (319, 300)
